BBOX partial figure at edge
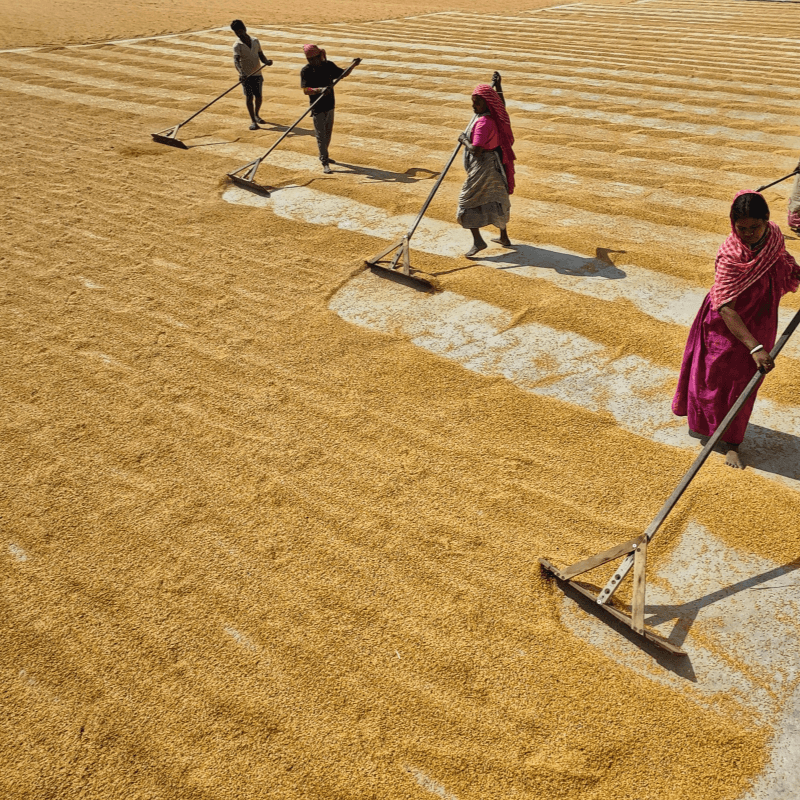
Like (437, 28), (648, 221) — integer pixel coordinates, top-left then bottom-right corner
(672, 191), (800, 468)
(787, 158), (800, 235)
(457, 73), (517, 257)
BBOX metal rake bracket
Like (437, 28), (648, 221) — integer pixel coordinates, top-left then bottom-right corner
(151, 124), (188, 149)
(227, 157), (271, 196)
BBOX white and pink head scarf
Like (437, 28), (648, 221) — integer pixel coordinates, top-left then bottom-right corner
(472, 83), (516, 194)
(710, 190), (800, 310)
(303, 44), (326, 60)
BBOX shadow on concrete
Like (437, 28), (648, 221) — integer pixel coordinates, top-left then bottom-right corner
(480, 245), (628, 278)
(741, 423), (800, 483)
(644, 554), (800, 656)
(692, 423), (800, 484)
(557, 578), (697, 680)
(258, 122), (316, 138)
(332, 162), (439, 184)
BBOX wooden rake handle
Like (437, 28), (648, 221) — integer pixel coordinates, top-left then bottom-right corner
(756, 169), (800, 193)
(596, 305), (800, 604)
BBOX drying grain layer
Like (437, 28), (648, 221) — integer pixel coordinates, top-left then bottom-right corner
(0, 0), (636, 48)
(3, 0), (800, 798)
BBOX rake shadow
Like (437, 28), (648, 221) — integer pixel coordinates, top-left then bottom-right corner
(643, 554), (800, 657)
(555, 577), (698, 680)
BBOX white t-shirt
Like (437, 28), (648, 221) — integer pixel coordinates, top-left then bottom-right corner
(233, 37), (263, 77)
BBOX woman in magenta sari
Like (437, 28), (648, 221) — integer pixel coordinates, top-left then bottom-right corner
(673, 191), (800, 468)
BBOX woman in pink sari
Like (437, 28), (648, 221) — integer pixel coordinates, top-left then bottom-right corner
(673, 191), (800, 468)
(456, 74), (517, 257)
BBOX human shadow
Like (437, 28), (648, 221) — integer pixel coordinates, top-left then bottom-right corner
(742, 423), (800, 483)
(331, 162), (439, 184)
(693, 423), (800, 483)
(642, 554), (800, 653)
(478, 245), (628, 279)
(258, 122), (316, 138)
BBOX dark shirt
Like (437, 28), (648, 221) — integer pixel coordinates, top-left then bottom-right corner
(300, 60), (345, 115)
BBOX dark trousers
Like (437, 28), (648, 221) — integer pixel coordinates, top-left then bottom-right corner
(312, 109), (335, 165)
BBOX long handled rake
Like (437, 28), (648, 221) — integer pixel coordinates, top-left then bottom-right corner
(365, 75), (500, 291)
(540, 306), (800, 656)
(151, 63), (268, 149)
(756, 167), (799, 192)
(226, 59), (359, 195)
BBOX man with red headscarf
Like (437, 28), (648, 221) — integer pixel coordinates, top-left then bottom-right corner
(673, 190), (800, 468)
(300, 44), (361, 174)
(456, 73), (517, 257)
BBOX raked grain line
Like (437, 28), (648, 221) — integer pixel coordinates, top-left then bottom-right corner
(13, 45), (792, 176)
(518, 9), (800, 44)
(406, 11), (800, 52)
(108, 23), (800, 92)
(96, 38), (800, 119)
(322, 269), (800, 492)
(26, 45), (800, 114)
(330, 17), (800, 72)
(66, 37), (800, 118)
(219, 179), (800, 361)
(11, 41), (796, 155)
(177, 21), (800, 65)
(191, 19), (800, 83)
(14, 47), (800, 135)
(42, 45), (800, 147)
(1, 63), (785, 206)
(1, 50), (792, 241)
(0, 63), (759, 260)
(245, 22), (800, 80)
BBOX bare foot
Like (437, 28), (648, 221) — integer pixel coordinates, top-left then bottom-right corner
(465, 242), (487, 257)
(491, 237), (512, 247)
(725, 450), (744, 469)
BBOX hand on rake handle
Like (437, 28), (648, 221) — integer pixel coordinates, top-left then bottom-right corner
(753, 348), (774, 374)
(492, 71), (503, 88)
(341, 58), (362, 79)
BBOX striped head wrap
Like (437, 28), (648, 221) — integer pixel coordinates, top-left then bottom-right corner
(303, 44), (326, 60)
(472, 83), (516, 194)
(710, 190), (800, 311)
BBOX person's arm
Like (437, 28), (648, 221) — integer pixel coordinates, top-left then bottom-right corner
(339, 57), (361, 79)
(233, 45), (244, 77)
(300, 68), (319, 96)
(258, 42), (273, 67)
(458, 117), (493, 155)
(719, 299), (774, 372)
(458, 132), (486, 155)
(492, 71), (506, 107)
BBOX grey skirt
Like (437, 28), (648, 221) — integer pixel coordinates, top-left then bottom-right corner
(457, 148), (510, 230)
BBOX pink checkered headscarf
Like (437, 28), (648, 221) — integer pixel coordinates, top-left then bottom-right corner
(472, 83), (516, 194)
(710, 190), (800, 311)
(303, 44), (326, 60)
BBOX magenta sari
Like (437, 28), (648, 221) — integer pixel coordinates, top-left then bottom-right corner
(671, 268), (783, 444)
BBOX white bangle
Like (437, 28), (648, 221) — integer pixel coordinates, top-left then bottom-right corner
(750, 344), (764, 355)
